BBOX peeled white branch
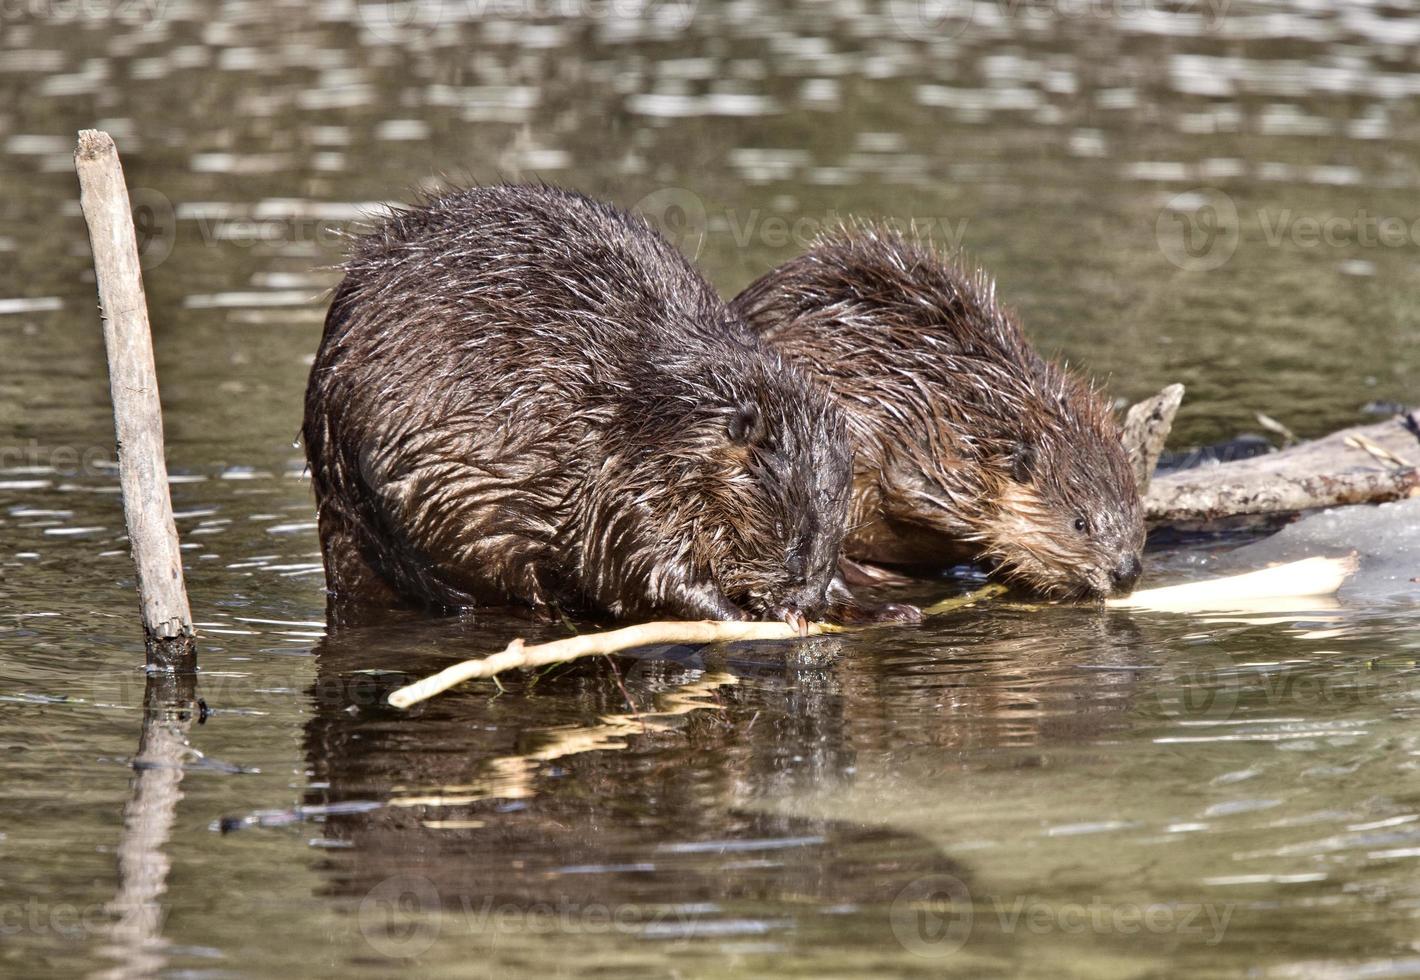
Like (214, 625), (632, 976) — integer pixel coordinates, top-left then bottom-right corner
(388, 557), (1358, 708)
(388, 619), (824, 709)
(1105, 555), (1357, 614)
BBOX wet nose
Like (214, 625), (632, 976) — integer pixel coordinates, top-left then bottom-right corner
(1110, 554), (1143, 595)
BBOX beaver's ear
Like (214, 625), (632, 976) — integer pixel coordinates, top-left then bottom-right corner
(727, 402), (765, 446)
(1011, 442), (1037, 484)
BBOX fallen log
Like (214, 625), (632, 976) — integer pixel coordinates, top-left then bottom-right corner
(1145, 411), (1420, 525)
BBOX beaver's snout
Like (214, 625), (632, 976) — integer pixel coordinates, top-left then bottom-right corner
(1109, 554), (1143, 596)
(769, 578), (832, 636)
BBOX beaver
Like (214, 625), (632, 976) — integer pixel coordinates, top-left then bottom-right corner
(730, 227), (1145, 599)
(303, 185), (916, 629)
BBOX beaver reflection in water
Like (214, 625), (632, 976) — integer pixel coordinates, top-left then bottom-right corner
(732, 228), (1145, 600)
(303, 185), (917, 629)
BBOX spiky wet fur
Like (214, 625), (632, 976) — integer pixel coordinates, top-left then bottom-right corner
(731, 227), (1145, 599)
(304, 184), (855, 623)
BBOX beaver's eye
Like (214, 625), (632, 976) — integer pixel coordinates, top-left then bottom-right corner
(1073, 516), (1089, 534)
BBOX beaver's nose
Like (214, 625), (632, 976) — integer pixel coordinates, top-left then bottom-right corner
(1110, 554), (1143, 595)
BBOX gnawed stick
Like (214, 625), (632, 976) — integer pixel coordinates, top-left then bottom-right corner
(388, 557), (1358, 707)
(74, 129), (195, 667)
(1105, 554), (1357, 613)
(388, 620), (830, 709)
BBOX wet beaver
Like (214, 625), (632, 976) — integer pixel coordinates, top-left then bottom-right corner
(731, 228), (1145, 599)
(303, 185), (914, 628)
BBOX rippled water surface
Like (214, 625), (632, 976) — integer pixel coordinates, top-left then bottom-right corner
(2, 0), (1419, 976)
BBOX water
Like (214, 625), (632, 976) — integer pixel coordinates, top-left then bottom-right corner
(2, 0), (1419, 975)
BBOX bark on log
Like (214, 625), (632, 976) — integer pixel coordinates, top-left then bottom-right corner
(1121, 383), (1185, 495)
(1146, 411), (1420, 524)
(74, 130), (195, 666)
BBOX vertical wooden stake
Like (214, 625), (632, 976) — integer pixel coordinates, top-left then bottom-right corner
(74, 130), (195, 667)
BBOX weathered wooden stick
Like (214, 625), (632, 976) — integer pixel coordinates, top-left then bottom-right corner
(1146, 412), (1420, 524)
(388, 620), (826, 708)
(1121, 383), (1185, 494)
(75, 130), (195, 666)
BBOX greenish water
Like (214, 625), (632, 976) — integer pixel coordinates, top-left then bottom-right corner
(1, 0), (1419, 976)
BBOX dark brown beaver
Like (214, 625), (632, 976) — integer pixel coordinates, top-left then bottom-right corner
(303, 184), (913, 628)
(731, 228), (1145, 599)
